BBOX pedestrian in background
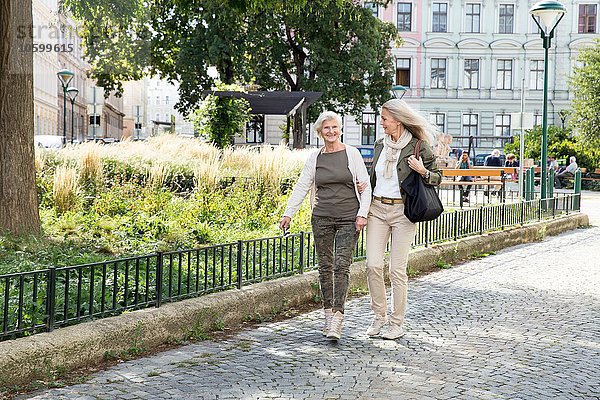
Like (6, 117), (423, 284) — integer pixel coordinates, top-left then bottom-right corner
(365, 99), (441, 340)
(279, 111), (371, 340)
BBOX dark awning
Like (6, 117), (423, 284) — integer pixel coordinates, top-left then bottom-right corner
(204, 91), (322, 115)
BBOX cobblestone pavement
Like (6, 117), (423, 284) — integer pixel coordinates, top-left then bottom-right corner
(23, 195), (600, 400)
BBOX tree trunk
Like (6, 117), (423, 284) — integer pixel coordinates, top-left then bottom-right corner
(0, 0), (41, 235)
(292, 111), (305, 149)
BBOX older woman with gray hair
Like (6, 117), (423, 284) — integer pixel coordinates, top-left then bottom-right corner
(279, 111), (371, 340)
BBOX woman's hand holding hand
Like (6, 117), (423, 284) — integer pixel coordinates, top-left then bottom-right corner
(356, 181), (368, 194)
(407, 155), (427, 175)
(279, 216), (291, 231)
(355, 216), (367, 231)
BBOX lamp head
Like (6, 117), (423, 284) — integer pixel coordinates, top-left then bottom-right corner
(57, 69), (74, 87)
(66, 86), (79, 101)
(529, 0), (566, 34)
(391, 85), (408, 99)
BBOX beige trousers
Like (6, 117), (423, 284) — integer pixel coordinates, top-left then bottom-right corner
(366, 200), (416, 326)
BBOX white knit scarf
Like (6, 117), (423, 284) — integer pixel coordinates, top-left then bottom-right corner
(383, 129), (412, 179)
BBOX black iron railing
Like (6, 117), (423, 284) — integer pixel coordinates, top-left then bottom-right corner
(0, 193), (580, 341)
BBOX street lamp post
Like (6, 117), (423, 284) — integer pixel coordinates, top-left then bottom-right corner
(57, 69), (74, 146)
(391, 85), (408, 99)
(529, 0), (566, 200)
(66, 87), (79, 144)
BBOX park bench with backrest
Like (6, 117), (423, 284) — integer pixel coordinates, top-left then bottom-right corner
(440, 168), (508, 206)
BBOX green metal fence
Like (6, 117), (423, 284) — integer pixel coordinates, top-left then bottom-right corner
(0, 193), (580, 341)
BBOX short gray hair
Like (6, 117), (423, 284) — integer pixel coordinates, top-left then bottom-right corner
(314, 111), (343, 138)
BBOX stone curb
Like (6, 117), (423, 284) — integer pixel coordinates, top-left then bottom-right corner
(0, 213), (589, 388)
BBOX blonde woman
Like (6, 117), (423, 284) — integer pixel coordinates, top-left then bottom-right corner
(279, 111), (371, 340)
(365, 99), (441, 339)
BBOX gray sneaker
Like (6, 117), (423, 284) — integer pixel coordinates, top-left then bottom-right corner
(381, 323), (405, 340)
(366, 315), (388, 336)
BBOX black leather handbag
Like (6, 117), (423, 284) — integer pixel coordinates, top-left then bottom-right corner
(400, 140), (444, 223)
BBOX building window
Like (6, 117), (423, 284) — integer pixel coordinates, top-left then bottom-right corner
(432, 3), (448, 32)
(361, 112), (376, 145)
(465, 3), (481, 33)
(246, 115), (264, 143)
(499, 4), (514, 34)
(495, 114), (511, 137)
(397, 3), (412, 32)
(396, 58), (411, 87)
(156, 96), (160, 105)
(579, 4), (597, 33)
(497, 59), (512, 90)
(431, 58), (446, 89)
(534, 113), (542, 126)
(530, 60), (544, 90)
(165, 96), (170, 105)
(464, 59), (479, 89)
(462, 113), (478, 147)
(430, 112), (446, 133)
(364, 2), (378, 18)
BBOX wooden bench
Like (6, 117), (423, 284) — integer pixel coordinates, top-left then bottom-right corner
(440, 168), (508, 206)
(441, 168), (505, 183)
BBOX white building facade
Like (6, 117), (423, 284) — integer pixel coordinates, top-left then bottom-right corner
(32, 0), (60, 138)
(32, 0), (125, 143)
(144, 77), (195, 137)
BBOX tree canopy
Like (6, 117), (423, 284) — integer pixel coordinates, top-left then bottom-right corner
(570, 38), (600, 148)
(64, 0), (399, 146)
(504, 125), (600, 171)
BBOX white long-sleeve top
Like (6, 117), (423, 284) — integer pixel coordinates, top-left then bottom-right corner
(283, 144), (372, 219)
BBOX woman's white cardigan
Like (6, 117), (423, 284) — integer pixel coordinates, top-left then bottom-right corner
(283, 145), (372, 219)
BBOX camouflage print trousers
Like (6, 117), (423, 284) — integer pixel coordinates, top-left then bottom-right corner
(311, 215), (360, 313)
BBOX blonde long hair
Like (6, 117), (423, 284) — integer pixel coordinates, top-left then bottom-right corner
(382, 99), (434, 145)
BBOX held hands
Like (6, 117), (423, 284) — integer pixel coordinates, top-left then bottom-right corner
(356, 181), (368, 194)
(407, 155), (427, 176)
(355, 216), (367, 231)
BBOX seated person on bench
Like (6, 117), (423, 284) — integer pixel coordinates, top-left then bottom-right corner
(484, 149), (502, 195)
(554, 156), (578, 189)
(456, 152), (473, 202)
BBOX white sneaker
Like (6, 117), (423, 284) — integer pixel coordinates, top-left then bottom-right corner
(326, 311), (344, 340)
(381, 323), (405, 340)
(366, 315), (388, 336)
(323, 308), (333, 336)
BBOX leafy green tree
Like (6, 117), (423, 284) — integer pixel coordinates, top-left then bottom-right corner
(504, 125), (600, 171)
(65, 0), (398, 148)
(192, 86), (252, 149)
(570, 38), (600, 147)
(61, 0), (152, 95)
(246, 3), (399, 146)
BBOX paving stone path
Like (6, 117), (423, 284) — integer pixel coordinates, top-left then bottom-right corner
(22, 217), (600, 400)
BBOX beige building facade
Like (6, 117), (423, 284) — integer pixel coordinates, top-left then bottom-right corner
(32, 0), (125, 144)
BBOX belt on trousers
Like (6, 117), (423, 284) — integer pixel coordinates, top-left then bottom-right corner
(373, 196), (403, 205)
